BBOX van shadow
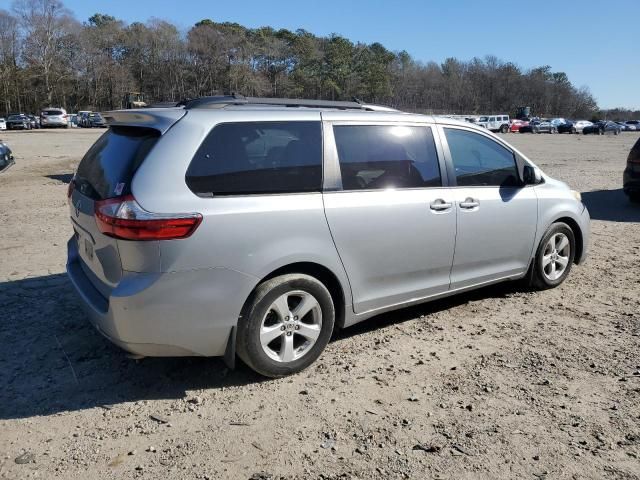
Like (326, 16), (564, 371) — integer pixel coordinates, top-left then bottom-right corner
(0, 274), (264, 421)
(0, 273), (523, 421)
(45, 173), (73, 184)
(581, 188), (640, 222)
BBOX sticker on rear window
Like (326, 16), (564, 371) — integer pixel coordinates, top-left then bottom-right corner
(114, 182), (125, 196)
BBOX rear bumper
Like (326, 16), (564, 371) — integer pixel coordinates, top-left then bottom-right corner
(66, 237), (258, 357)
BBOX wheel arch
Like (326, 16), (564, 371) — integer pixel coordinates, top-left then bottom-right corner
(551, 216), (584, 264)
(246, 262), (348, 330)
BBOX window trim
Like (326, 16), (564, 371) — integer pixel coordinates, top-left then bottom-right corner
(437, 124), (525, 188)
(322, 120), (450, 193)
(184, 120), (325, 198)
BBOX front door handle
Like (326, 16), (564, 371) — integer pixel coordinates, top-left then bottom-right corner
(430, 199), (453, 211)
(459, 197), (480, 209)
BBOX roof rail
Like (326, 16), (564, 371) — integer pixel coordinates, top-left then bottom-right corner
(183, 94), (393, 111)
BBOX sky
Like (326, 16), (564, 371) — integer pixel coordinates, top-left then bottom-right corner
(8, 0), (639, 109)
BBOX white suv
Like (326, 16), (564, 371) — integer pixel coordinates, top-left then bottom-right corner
(40, 108), (69, 128)
(477, 115), (510, 133)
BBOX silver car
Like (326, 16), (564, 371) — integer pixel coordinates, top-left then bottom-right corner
(66, 96), (590, 377)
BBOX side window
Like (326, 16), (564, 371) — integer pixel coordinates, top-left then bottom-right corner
(185, 121), (322, 196)
(333, 125), (441, 190)
(489, 117), (496, 122)
(444, 128), (520, 187)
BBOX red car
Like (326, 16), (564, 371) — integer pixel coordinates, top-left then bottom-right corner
(509, 119), (529, 132)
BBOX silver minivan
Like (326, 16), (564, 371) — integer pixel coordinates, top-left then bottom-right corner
(66, 96), (590, 377)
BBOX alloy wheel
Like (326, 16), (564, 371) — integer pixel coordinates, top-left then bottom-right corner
(259, 290), (322, 363)
(542, 233), (570, 281)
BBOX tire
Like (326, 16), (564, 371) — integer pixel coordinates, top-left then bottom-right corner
(549, 127), (556, 134)
(236, 274), (335, 377)
(571, 127), (577, 134)
(500, 124), (508, 134)
(614, 130), (619, 136)
(530, 222), (576, 290)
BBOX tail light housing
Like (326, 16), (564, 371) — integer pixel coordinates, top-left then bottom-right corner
(95, 195), (202, 241)
(67, 177), (75, 201)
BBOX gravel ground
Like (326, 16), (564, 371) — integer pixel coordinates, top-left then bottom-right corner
(0, 128), (639, 480)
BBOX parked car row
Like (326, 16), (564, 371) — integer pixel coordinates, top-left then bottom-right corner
(1, 108), (108, 131)
(504, 118), (638, 136)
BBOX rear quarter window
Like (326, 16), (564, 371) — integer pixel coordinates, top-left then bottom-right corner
(186, 121), (322, 196)
(75, 127), (159, 200)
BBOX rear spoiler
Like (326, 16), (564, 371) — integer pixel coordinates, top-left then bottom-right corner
(102, 108), (187, 135)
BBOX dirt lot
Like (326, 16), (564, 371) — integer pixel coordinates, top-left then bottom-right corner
(1, 128), (639, 480)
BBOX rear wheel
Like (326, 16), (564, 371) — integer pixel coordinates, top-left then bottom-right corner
(236, 274), (335, 377)
(500, 124), (509, 134)
(530, 222), (575, 290)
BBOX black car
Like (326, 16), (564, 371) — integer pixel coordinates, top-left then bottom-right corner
(84, 112), (106, 128)
(6, 113), (32, 130)
(0, 140), (14, 172)
(583, 121), (621, 135)
(624, 137), (640, 203)
(557, 120), (576, 134)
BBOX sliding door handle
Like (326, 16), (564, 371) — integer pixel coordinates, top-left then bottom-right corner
(459, 197), (480, 209)
(430, 199), (453, 211)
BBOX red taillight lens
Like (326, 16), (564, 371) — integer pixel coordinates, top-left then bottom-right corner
(67, 177), (75, 201)
(94, 195), (202, 241)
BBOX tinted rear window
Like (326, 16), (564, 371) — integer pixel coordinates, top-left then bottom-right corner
(42, 110), (63, 115)
(333, 125), (441, 190)
(186, 121), (322, 196)
(75, 127), (159, 200)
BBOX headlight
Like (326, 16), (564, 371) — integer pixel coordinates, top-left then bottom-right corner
(571, 190), (582, 202)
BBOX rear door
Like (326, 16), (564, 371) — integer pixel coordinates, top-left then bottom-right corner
(70, 126), (161, 298)
(439, 126), (538, 289)
(322, 122), (456, 314)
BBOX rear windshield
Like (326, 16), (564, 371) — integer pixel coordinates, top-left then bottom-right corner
(74, 127), (159, 200)
(42, 110), (63, 116)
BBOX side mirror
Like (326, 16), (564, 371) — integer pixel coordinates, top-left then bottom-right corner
(522, 165), (542, 185)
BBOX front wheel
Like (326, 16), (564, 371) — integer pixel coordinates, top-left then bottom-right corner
(530, 222), (576, 290)
(236, 274), (335, 377)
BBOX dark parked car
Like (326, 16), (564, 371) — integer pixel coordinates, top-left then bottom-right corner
(80, 112), (106, 128)
(6, 113), (32, 130)
(27, 114), (40, 129)
(582, 121), (621, 135)
(624, 137), (640, 203)
(557, 120), (576, 134)
(0, 140), (14, 172)
(520, 120), (557, 134)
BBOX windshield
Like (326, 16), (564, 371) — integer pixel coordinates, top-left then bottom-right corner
(89, 113), (103, 119)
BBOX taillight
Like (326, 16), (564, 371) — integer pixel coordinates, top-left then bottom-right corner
(94, 195), (202, 241)
(67, 177), (75, 201)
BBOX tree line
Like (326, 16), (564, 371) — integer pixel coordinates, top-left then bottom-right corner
(0, 0), (628, 120)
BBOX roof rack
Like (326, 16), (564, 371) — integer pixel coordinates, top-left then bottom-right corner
(183, 94), (395, 111)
